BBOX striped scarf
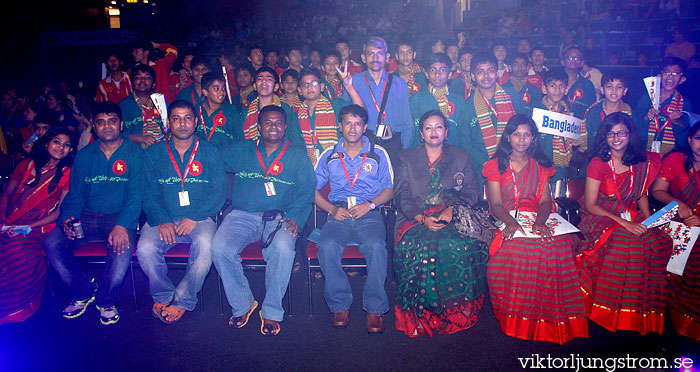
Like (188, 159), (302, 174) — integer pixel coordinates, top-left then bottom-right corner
(324, 75), (343, 99)
(405, 62), (425, 96)
(647, 91), (684, 154)
(242, 96), (282, 141)
(543, 98), (573, 168)
(460, 72), (473, 98)
(297, 97), (338, 164)
(135, 94), (163, 149)
(474, 84), (515, 157)
(429, 84), (450, 117)
(580, 99), (633, 152)
(280, 94), (302, 110)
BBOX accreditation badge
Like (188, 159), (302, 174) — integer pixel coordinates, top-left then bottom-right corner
(347, 196), (357, 208)
(620, 211), (632, 221)
(651, 141), (661, 153)
(265, 182), (276, 196)
(178, 191), (190, 207)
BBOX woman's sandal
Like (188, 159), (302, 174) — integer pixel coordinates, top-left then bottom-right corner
(158, 304), (185, 324)
(152, 303), (167, 319)
(259, 310), (280, 336)
(229, 300), (258, 328)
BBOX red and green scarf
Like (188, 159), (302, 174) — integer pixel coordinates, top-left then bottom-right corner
(648, 91), (684, 154)
(242, 96), (282, 141)
(474, 84), (515, 157)
(405, 62), (425, 96)
(297, 97), (338, 164)
(543, 97), (573, 168)
(324, 75), (343, 99)
(429, 84), (450, 117)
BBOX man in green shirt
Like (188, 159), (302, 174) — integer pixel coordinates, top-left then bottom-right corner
(196, 72), (241, 147)
(44, 102), (144, 325)
(118, 64), (165, 149)
(137, 100), (225, 324)
(212, 105), (315, 336)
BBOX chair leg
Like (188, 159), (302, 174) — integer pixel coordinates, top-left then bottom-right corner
(129, 261), (138, 311)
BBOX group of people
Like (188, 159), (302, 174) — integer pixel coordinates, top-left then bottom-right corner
(0, 33), (698, 345)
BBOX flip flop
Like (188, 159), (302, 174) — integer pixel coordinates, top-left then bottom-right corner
(259, 309), (280, 336)
(152, 302), (167, 319)
(159, 304), (185, 324)
(228, 300), (258, 328)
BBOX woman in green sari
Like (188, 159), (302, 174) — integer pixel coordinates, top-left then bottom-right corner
(393, 110), (488, 337)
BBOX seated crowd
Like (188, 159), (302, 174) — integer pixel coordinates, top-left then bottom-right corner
(0, 33), (698, 345)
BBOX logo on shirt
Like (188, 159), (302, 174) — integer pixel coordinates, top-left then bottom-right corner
(269, 161), (283, 175)
(453, 172), (464, 191)
(573, 89), (583, 100)
(112, 160), (127, 175)
(447, 102), (455, 116)
(213, 111), (226, 129)
(189, 160), (203, 176)
(363, 162), (374, 174)
(411, 83), (421, 93)
(522, 91), (531, 104)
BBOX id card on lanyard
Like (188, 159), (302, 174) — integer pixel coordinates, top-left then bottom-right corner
(609, 159), (634, 221)
(256, 141), (290, 196)
(166, 138), (200, 207)
(339, 153), (367, 208)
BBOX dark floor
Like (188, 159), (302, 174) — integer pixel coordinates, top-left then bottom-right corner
(0, 263), (698, 372)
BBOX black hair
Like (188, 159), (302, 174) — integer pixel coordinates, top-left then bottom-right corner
(132, 40), (153, 53)
(509, 52), (529, 65)
(542, 68), (568, 85)
(249, 45), (263, 55)
(562, 46), (583, 59)
(470, 52), (498, 73)
(297, 67), (321, 82)
(190, 56), (212, 71)
(322, 50), (342, 64)
(236, 63), (256, 77)
(493, 114), (552, 173)
(167, 99), (195, 118)
(395, 37), (416, 52)
(590, 112), (646, 166)
(286, 44), (302, 54)
(201, 72), (226, 91)
(529, 46), (546, 57)
(91, 101), (122, 122)
(418, 110), (449, 132)
(27, 125), (77, 193)
(659, 56), (687, 76)
(258, 105), (287, 125)
(33, 112), (55, 126)
(458, 48), (474, 59)
(425, 53), (452, 71)
(130, 64), (156, 82)
(281, 69), (300, 83)
(254, 66), (280, 84)
(679, 120), (700, 175)
(339, 104), (368, 124)
(601, 69), (627, 87)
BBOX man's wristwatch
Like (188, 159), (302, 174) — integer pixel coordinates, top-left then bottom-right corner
(369, 201), (376, 210)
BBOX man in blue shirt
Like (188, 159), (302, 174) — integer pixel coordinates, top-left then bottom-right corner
(314, 104), (394, 333)
(343, 36), (413, 156)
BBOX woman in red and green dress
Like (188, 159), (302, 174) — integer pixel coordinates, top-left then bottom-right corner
(578, 112), (672, 335)
(0, 126), (75, 324)
(651, 120), (700, 341)
(484, 114), (588, 344)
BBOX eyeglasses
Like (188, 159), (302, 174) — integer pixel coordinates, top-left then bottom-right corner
(606, 130), (629, 138)
(300, 81), (320, 88)
(661, 71), (683, 77)
(565, 55), (582, 61)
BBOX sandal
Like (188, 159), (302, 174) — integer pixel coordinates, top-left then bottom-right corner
(158, 304), (185, 324)
(229, 300), (258, 328)
(259, 310), (280, 336)
(152, 302), (167, 319)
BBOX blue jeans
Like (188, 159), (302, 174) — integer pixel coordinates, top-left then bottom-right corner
(43, 212), (135, 307)
(317, 210), (389, 314)
(135, 218), (216, 311)
(211, 210), (296, 322)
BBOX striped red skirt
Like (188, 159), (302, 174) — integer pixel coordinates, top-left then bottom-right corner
(577, 224), (672, 334)
(0, 232), (48, 324)
(488, 233), (588, 344)
(668, 244), (700, 341)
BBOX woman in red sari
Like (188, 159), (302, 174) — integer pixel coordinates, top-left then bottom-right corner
(484, 114), (588, 344)
(0, 126), (76, 324)
(578, 112), (672, 335)
(651, 120), (700, 341)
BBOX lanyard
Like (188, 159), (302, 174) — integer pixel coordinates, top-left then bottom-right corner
(483, 95), (498, 117)
(365, 72), (388, 123)
(198, 106), (223, 142)
(256, 140), (290, 179)
(339, 153), (367, 192)
(166, 138), (200, 190)
(608, 159), (633, 206)
(655, 118), (671, 141)
(508, 160), (520, 207)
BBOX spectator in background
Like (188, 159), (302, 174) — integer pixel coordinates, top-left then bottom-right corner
(636, 50), (650, 66)
(665, 28), (696, 63)
(516, 38), (532, 55)
(131, 40), (179, 102)
(96, 54), (132, 104)
(493, 42), (510, 85)
(247, 46), (264, 71)
(583, 37), (604, 66)
(529, 46), (549, 74)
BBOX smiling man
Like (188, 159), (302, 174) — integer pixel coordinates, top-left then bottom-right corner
(119, 64), (166, 149)
(137, 99), (225, 325)
(212, 105), (315, 336)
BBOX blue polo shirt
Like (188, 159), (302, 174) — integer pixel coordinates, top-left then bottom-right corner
(343, 70), (413, 148)
(315, 136), (393, 205)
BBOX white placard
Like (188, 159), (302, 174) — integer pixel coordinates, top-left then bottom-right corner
(499, 211), (580, 239)
(532, 108), (582, 141)
(643, 76), (661, 111)
(662, 221), (699, 275)
(150, 93), (169, 131)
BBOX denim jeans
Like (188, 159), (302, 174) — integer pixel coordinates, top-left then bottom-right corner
(211, 210), (296, 322)
(43, 212), (135, 308)
(317, 210), (389, 314)
(135, 218), (216, 311)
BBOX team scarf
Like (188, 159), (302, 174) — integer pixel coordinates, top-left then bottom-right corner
(297, 97), (338, 164)
(280, 94), (302, 110)
(135, 93), (163, 143)
(647, 91), (684, 154)
(581, 99), (633, 152)
(429, 84), (450, 117)
(460, 72), (473, 99)
(324, 75), (343, 99)
(405, 62), (425, 96)
(239, 86), (255, 107)
(542, 97), (573, 167)
(242, 95), (282, 141)
(474, 84), (515, 157)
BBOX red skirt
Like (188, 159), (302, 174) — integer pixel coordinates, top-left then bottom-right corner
(0, 231), (47, 324)
(488, 233), (588, 344)
(668, 243), (700, 341)
(577, 224), (672, 335)
(394, 294), (485, 338)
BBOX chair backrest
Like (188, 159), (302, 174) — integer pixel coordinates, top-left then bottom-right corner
(566, 178), (586, 203)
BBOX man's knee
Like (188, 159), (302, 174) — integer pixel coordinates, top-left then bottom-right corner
(43, 228), (68, 256)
